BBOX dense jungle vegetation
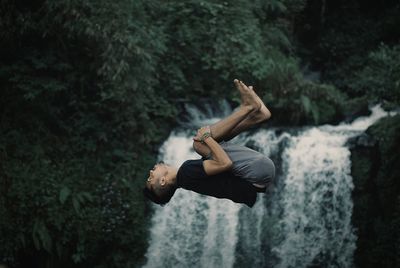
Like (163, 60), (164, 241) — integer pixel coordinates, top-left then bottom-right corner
(0, 0), (399, 267)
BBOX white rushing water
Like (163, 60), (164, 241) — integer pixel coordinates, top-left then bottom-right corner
(143, 104), (390, 268)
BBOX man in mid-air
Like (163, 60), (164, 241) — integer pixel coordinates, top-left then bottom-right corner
(143, 79), (275, 207)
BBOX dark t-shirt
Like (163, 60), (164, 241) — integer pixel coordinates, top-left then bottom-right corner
(176, 159), (257, 207)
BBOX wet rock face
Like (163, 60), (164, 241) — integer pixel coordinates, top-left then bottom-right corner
(350, 115), (400, 268)
(349, 133), (379, 193)
(342, 97), (371, 123)
(346, 133), (377, 149)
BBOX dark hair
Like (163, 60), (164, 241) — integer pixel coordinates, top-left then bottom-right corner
(143, 184), (177, 205)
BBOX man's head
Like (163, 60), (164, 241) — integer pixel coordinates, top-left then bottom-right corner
(143, 161), (178, 205)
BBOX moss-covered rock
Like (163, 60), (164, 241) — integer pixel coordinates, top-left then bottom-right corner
(342, 96), (371, 122)
(350, 114), (400, 268)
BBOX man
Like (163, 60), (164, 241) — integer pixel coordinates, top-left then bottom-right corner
(143, 79), (275, 207)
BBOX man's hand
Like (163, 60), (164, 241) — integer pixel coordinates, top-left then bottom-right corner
(193, 125), (232, 175)
(193, 126), (211, 142)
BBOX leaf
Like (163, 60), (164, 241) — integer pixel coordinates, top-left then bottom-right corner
(72, 197), (81, 214)
(76, 193), (85, 203)
(81, 192), (93, 202)
(32, 219), (52, 252)
(300, 95), (312, 114)
(59, 186), (71, 204)
(113, 149), (126, 158)
(301, 95), (320, 124)
(38, 222), (52, 253)
(310, 103), (320, 124)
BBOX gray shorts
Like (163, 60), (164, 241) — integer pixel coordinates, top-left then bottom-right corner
(205, 141), (275, 186)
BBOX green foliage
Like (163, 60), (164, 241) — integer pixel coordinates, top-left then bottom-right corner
(268, 80), (347, 125)
(150, 0), (304, 103)
(298, 0), (400, 106)
(350, 44), (400, 104)
(0, 0), (168, 266)
(300, 95), (319, 123)
(33, 219), (53, 253)
(59, 187), (71, 205)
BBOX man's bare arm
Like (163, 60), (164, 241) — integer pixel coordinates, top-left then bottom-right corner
(194, 126), (232, 175)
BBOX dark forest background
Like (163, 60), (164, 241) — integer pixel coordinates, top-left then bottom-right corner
(0, 0), (399, 267)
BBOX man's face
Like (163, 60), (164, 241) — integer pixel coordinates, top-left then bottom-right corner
(146, 162), (169, 190)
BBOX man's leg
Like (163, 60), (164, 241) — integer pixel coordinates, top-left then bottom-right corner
(222, 86), (271, 141)
(193, 106), (253, 157)
(209, 81), (269, 141)
(193, 80), (270, 157)
(210, 79), (266, 142)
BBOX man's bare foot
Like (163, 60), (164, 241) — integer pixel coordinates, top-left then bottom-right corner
(234, 79), (260, 112)
(248, 85), (271, 123)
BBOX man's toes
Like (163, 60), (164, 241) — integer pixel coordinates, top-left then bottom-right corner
(239, 80), (248, 91)
(235, 79), (246, 92)
(234, 79), (241, 91)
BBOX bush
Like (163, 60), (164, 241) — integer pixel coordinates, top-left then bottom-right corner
(350, 44), (400, 105)
(267, 80), (347, 125)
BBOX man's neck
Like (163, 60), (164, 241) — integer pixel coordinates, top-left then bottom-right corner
(167, 166), (178, 185)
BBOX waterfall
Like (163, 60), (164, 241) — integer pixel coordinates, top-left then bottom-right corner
(143, 102), (241, 268)
(143, 104), (390, 268)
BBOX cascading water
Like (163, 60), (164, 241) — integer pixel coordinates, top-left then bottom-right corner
(143, 104), (390, 268)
